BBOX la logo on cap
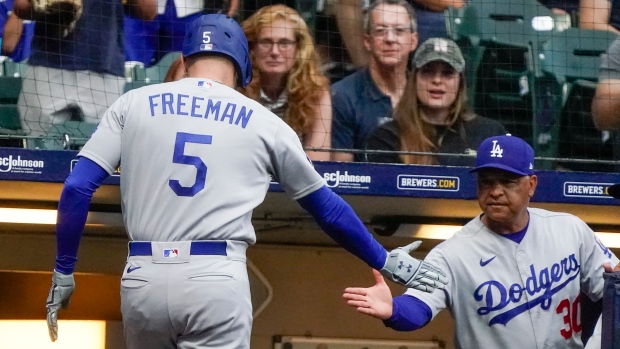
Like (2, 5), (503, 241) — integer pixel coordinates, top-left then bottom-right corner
(490, 140), (503, 158)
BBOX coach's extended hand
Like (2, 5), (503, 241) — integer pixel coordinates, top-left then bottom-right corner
(380, 241), (448, 292)
(46, 270), (75, 342)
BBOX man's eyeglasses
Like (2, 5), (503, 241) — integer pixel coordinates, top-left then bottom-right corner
(256, 38), (297, 52)
(370, 26), (412, 38)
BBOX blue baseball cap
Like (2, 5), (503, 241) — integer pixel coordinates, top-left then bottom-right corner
(470, 134), (535, 176)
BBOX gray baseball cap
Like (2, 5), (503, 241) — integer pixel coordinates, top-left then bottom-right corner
(413, 37), (465, 73)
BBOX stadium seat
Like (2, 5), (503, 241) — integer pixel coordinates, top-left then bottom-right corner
(0, 104), (24, 148)
(296, 0), (317, 35)
(0, 104), (22, 131)
(444, 0), (570, 146)
(146, 51), (181, 84)
(536, 28), (618, 171)
(0, 57), (25, 147)
(123, 61), (148, 92)
(124, 51), (182, 92)
(0, 57), (24, 104)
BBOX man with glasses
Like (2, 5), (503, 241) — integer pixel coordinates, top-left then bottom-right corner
(331, 0), (418, 162)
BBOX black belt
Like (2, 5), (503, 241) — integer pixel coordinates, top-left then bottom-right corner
(128, 241), (228, 256)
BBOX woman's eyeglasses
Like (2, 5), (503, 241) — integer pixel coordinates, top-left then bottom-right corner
(256, 38), (297, 52)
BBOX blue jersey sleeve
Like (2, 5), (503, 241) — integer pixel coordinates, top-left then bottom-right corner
(383, 294), (433, 331)
(296, 185), (387, 270)
(55, 157), (109, 274)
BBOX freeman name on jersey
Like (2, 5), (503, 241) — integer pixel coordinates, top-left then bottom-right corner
(148, 93), (254, 129)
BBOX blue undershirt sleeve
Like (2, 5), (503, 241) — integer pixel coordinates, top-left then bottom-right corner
(55, 157), (110, 274)
(383, 294), (433, 331)
(296, 185), (387, 270)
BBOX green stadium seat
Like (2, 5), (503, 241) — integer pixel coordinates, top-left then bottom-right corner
(0, 76), (22, 104)
(535, 28), (618, 171)
(123, 61), (148, 93)
(146, 51), (181, 84)
(296, 0), (316, 36)
(0, 57), (24, 104)
(0, 104), (22, 131)
(124, 51), (182, 93)
(0, 57), (25, 147)
(444, 0), (570, 147)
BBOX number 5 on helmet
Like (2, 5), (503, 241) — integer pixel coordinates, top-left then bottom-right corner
(380, 241), (449, 292)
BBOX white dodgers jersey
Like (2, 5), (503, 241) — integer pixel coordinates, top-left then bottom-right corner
(406, 208), (618, 349)
(79, 78), (325, 243)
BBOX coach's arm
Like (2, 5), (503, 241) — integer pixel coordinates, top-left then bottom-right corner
(592, 78), (620, 130)
(13, 0), (157, 21)
(592, 37), (620, 131)
(125, 0), (157, 20)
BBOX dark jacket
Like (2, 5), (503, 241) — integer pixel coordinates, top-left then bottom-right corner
(364, 116), (508, 166)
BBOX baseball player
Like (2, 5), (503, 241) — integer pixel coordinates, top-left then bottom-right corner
(44, 14), (449, 348)
(343, 134), (620, 349)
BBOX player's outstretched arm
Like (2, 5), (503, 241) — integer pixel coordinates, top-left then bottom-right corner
(46, 157), (110, 342)
(343, 269), (394, 319)
(296, 186), (448, 292)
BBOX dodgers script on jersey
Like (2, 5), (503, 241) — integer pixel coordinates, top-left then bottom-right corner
(79, 78), (325, 243)
(406, 208), (618, 349)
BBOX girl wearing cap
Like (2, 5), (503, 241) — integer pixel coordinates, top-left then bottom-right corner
(241, 4), (332, 161)
(364, 37), (507, 166)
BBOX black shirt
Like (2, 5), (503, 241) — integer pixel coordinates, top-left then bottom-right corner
(364, 116), (508, 166)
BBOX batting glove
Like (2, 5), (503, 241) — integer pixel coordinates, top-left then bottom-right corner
(380, 241), (449, 292)
(46, 270), (75, 342)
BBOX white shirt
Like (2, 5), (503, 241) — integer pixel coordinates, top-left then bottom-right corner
(157, 0), (203, 17)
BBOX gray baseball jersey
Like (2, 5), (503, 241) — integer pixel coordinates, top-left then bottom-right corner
(79, 77), (325, 244)
(406, 208), (618, 349)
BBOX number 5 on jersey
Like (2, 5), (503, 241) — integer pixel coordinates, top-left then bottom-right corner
(169, 132), (212, 197)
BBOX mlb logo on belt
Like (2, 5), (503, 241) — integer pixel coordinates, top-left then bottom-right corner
(163, 249), (179, 258)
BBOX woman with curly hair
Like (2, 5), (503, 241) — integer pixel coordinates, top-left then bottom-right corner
(365, 38), (508, 165)
(241, 4), (332, 161)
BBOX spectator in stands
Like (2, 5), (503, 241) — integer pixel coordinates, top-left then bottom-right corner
(314, 1), (357, 84)
(364, 38), (507, 166)
(13, 0), (156, 149)
(124, 0), (238, 68)
(407, 0), (465, 45)
(592, 36), (620, 165)
(333, 0), (464, 68)
(331, 0), (418, 162)
(0, 0), (34, 62)
(332, 0), (369, 68)
(241, 4), (332, 161)
(580, 0), (620, 33)
(239, 0), (295, 22)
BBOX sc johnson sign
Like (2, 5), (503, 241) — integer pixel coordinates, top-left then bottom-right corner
(323, 171), (371, 189)
(0, 155), (45, 174)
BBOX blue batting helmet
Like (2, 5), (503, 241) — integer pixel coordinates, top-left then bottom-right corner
(182, 14), (252, 87)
